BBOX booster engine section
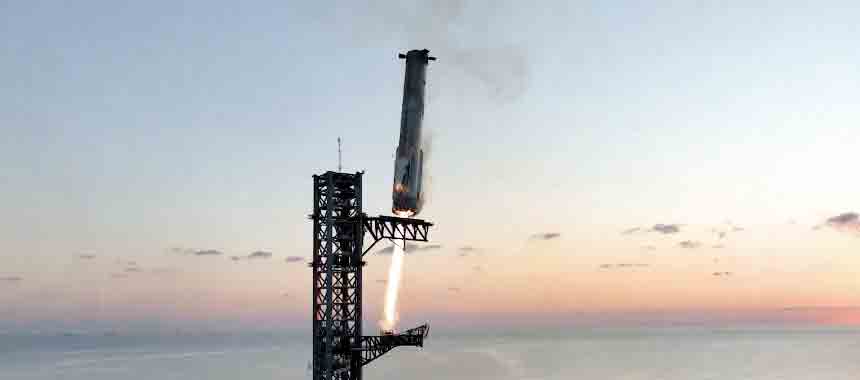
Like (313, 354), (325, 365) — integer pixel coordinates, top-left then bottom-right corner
(392, 49), (435, 217)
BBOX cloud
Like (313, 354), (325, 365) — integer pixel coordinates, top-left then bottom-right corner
(194, 249), (223, 256)
(170, 247), (196, 255)
(652, 224), (680, 234)
(712, 244), (725, 249)
(282, 292), (290, 298)
(472, 265), (483, 272)
(599, 263), (649, 270)
(447, 287), (461, 292)
(781, 306), (860, 312)
(150, 267), (179, 276)
(0, 276), (22, 282)
(285, 256), (304, 263)
(717, 231), (726, 239)
(823, 212), (860, 235)
(679, 240), (702, 249)
(830, 212), (860, 224)
(621, 227), (641, 235)
(247, 251), (273, 259)
(126, 261), (137, 266)
(457, 246), (477, 257)
(375, 243), (444, 255)
(529, 232), (561, 240)
(111, 273), (127, 279)
(732, 226), (744, 232)
(124, 267), (141, 273)
(712, 271), (732, 277)
(641, 245), (657, 251)
(78, 254), (96, 259)
(230, 256), (242, 261)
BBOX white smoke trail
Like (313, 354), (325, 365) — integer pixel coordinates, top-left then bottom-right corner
(380, 240), (405, 331)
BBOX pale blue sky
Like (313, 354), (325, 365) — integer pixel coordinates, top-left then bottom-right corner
(2, 1), (859, 332)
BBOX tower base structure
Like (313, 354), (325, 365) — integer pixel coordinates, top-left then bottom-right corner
(311, 171), (433, 380)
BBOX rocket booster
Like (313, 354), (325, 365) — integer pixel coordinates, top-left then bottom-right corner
(393, 49), (435, 216)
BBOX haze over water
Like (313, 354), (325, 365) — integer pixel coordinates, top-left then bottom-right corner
(3, 1), (860, 379)
(2, 328), (859, 380)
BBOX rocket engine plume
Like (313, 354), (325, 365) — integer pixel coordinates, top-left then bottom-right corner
(381, 239), (406, 332)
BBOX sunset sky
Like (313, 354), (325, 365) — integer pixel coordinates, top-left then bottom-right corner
(2, 1), (859, 333)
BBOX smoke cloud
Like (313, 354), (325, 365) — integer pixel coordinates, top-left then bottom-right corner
(418, 130), (433, 213)
(286, 256), (304, 263)
(360, 0), (530, 104)
(447, 46), (528, 102)
(415, 1), (529, 103)
(0, 276), (22, 282)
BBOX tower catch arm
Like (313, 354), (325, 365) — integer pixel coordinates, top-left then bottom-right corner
(353, 324), (429, 367)
(362, 215), (433, 256)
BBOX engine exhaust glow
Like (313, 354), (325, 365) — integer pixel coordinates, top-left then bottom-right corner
(380, 240), (404, 332)
(381, 210), (414, 332)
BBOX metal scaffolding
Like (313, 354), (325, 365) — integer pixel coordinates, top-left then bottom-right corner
(311, 171), (433, 380)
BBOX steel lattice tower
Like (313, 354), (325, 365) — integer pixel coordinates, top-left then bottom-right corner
(311, 171), (432, 380)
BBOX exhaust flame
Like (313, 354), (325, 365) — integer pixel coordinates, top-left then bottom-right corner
(381, 241), (404, 332)
(381, 210), (413, 332)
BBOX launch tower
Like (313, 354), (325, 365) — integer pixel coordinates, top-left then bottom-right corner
(311, 171), (433, 380)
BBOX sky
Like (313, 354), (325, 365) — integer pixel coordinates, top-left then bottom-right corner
(1, 1), (859, 334)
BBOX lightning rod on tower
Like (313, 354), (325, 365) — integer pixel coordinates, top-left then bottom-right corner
(337, 137), (342, 172)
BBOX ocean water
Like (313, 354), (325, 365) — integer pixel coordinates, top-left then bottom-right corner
(1, 328), (858, 379)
